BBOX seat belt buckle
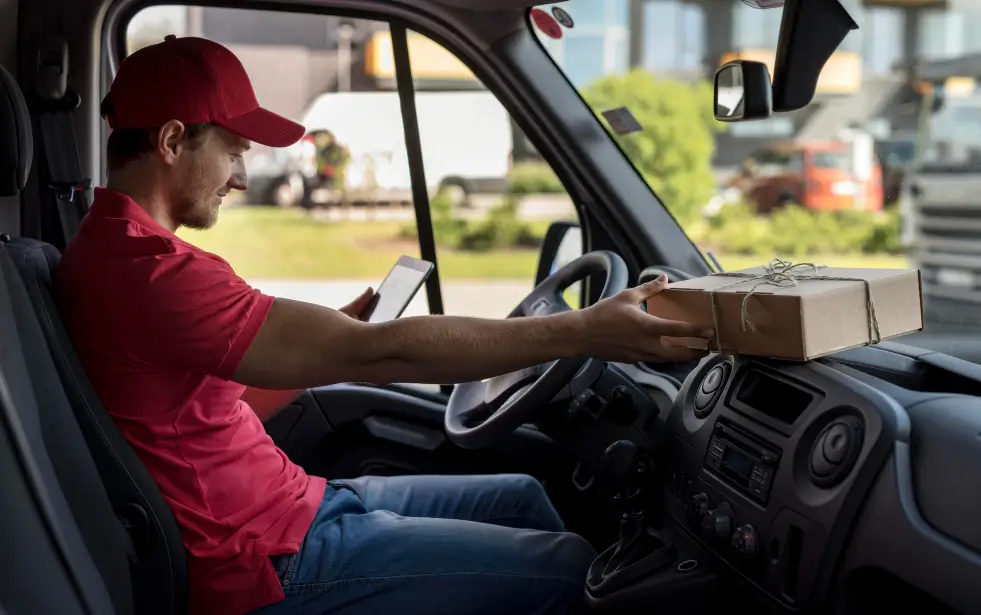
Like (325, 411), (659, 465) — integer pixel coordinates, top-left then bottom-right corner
(49, 180), (92, 202)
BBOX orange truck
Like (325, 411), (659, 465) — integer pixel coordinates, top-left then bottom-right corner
(729, 140), (883, 214)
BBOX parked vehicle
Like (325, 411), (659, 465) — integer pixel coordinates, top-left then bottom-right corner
(300, 90), (513, 207)
(728, 140), (883, 213)
(900, 53), (981, 327)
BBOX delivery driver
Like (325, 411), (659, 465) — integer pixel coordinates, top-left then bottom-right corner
(54, 36), (713, 615)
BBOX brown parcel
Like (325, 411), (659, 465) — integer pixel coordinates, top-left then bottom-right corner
(645, 265), (924, 361)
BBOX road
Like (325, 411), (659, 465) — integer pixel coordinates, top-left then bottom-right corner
(249, 279), (532, 319)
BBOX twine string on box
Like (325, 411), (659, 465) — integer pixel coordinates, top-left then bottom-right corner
(704, 258), (881, 353)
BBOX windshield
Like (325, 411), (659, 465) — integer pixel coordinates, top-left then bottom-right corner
(533, 0), (981, 364)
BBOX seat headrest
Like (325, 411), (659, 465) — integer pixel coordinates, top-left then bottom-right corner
(0, 64), (33, 197)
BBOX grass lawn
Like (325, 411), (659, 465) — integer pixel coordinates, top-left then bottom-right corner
(178, 207), (546, 280)
(177, 206), (910, 281)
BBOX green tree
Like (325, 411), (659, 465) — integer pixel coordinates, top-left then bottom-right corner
(582, 69), (721, 227)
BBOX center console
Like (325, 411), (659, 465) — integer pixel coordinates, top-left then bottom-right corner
(661, 355), (901, 612)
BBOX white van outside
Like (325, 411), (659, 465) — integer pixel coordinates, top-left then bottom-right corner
(300, 90), (513, 206)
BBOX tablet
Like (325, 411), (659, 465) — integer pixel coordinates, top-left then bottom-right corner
(363, 255), (435, 323)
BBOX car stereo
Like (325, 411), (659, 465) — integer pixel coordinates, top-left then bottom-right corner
(704, 419), (780, 505)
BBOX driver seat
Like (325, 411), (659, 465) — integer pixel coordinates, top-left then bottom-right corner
(0, 62), (188, 615)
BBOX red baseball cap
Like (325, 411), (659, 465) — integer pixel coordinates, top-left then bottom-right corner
(103, 35), (305, 147)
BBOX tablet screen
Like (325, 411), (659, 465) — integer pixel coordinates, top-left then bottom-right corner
(366, 259), (433, 323)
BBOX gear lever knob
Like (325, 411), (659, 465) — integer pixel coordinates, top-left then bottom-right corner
(599, 440), (645, 499)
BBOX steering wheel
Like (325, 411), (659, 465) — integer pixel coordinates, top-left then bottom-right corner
(445, 250), (629, 449)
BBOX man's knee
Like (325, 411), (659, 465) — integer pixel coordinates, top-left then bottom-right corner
(550, 531), (598, 581)
(497, 473), (549, 503)
(488, 473), (566, 531)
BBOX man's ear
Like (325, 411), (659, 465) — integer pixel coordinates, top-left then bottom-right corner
(157, 120), (189, 166)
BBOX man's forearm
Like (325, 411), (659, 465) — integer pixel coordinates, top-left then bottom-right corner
(356, 311), (590, 385)
(371, 311), (589, 383)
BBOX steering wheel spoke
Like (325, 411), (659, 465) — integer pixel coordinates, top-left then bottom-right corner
(445, 251), (629, 449)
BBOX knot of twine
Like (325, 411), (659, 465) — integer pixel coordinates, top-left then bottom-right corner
(705, 258), (881, 354)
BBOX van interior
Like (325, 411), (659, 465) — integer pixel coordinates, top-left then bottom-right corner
(1, 1), (980, 615)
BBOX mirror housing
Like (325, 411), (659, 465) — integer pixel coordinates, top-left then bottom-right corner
(714, 60), (773, 122)
(535, 221), (582, 286)
(770, 0), (859, 112)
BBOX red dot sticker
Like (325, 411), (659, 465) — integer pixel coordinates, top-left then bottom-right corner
(530, 8), (563, 39)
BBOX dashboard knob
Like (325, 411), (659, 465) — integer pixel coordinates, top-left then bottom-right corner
(701, 505), (733, 539)
(690, 492), (710, 519)
(731, 524), (759, 558)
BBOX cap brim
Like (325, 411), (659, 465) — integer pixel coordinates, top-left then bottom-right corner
(217, 106), (305, 147)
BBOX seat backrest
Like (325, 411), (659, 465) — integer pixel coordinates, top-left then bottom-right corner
(0, 240), (125, 615)
(1, 360), (103, 615)
(4, 236), (190, 615)
(0, 61), (187, 615)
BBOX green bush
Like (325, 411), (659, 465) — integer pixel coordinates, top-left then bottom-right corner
(699, 202), (904, 257)
(581, 70), (720, 227)
(458, 196), (539, 251)
(400, 191), (539, 252)
(507, 162), (565, 196)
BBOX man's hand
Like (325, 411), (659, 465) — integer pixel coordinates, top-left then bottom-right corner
(578, 274), (712, 363)
(339, 287), (375, 320)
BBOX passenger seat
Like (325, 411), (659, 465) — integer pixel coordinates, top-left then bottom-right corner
(0, 63), (188, 615)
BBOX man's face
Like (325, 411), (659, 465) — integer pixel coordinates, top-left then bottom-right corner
(170, 125), (249, 230)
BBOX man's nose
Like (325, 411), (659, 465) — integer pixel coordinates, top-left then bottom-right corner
(229, 168), (248, 192)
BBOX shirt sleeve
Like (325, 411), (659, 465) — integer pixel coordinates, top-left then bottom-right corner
(125, 250), (275, 380)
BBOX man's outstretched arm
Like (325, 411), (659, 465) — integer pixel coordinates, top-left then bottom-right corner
(232, 276), (713, 391)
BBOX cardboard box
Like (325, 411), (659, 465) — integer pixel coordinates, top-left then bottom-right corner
(645, 261), (924, 361)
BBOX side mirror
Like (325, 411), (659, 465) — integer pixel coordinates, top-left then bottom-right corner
(535, 221), (582, 286)
(714, 60), (773, 122)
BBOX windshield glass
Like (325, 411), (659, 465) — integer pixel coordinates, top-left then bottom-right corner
(532, 0), (981, 364)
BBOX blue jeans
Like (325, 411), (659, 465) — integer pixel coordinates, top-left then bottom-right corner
(253, 473), (597, 615)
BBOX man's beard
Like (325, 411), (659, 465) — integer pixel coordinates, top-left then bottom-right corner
(173, 156), (220, 230)
(178, 198), (219, 230)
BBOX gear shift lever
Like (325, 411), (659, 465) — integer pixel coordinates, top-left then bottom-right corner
(600, 440), (646, 510)
(586, 440), (677, 597)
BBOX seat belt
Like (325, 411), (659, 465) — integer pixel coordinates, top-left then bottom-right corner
(31, 32), (91, 249)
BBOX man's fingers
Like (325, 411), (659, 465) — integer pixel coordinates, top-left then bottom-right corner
(626, 274), (669, 303)
(340, 287), (375, 319)
(650, 317), (714, 340)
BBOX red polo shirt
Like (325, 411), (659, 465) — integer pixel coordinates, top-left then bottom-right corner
(54, 188), (326, 615)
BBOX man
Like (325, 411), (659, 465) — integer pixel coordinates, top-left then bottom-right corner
(54, 36), (713, 615)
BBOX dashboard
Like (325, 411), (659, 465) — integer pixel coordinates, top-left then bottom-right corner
(656, 347), (981, 614)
